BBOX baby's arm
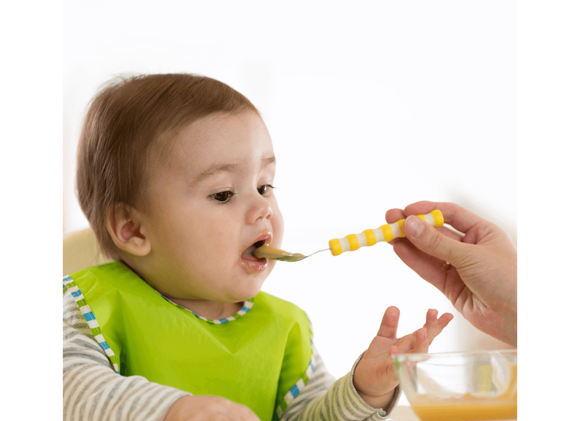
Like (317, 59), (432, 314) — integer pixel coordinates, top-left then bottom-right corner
(63, 290), (189, 421)
(282, 347), (400, 421)
(282, 308), (452, 421)
(281, 316), (402, 421)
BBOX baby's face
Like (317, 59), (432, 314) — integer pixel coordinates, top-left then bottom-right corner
(140, 111), (283, 303)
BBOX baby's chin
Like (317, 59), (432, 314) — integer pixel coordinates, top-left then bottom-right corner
(239, 280), (267, 301)
(228, 272), (270, 301)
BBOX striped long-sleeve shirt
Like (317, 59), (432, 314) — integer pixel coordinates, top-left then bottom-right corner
(63, 290), (401, 421)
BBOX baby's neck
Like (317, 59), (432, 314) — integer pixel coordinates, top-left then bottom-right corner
(167, 296), (244, 320)
(121, 259), (245, 320)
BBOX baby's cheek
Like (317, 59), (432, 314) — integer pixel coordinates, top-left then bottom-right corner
(211, 242), (241, 269)
(273, 210), (284, 246)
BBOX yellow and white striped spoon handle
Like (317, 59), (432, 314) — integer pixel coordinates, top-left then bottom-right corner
(328, 210), (444, 256)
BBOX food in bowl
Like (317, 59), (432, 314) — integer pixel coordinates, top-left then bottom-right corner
(392, 351), (517, 421)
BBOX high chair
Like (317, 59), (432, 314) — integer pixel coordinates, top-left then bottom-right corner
(63, 228), (111, 276)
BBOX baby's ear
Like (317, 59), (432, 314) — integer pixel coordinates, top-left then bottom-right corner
(106, 203), (151, 257)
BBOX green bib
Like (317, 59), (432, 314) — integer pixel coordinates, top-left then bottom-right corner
(64, 261), (314, 421)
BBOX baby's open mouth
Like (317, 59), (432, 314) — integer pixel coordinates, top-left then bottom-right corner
(242, 240), (266, 261)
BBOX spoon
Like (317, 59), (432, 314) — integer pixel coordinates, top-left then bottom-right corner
(253, 245), (329, 262)
(252, 210), (445, 262)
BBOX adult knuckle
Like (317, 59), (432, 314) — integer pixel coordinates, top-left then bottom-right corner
(427, 232), (444, 252)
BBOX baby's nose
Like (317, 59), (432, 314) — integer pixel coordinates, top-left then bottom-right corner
(246, 195), (273, 224)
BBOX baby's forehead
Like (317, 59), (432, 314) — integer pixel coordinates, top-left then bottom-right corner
(151, 112), (273, 178)
(178, 111), (261, 143)
(150, 114), (224, 164)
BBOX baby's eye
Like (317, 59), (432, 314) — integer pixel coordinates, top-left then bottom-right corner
(257, 184), (275, 196)
(210, 190), (235, 204)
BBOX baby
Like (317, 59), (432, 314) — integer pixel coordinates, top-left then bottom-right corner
(63, 73), (453, 421)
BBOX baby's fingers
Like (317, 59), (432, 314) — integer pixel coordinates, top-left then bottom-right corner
(391, 330), (420, 355)
(395, 328), (430, 355)
(425, 309), (438, 328)
(424, 309), (454, 344)
(411, 327), (429, 354)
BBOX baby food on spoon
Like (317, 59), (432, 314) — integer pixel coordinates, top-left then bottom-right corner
(252, 244), (305, 262)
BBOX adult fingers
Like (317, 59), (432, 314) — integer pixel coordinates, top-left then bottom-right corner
(377, 306), (400, 339)
(392, 241), (448, 293)
(385, 208), (406, 224)
(434, 226), (465, 242)
(403, 201), (488, 235)
(392, 225), (466, 244)
(386, 207), (465, 242)
(393, 241), (471, 307)
(403, 215), (472, 265)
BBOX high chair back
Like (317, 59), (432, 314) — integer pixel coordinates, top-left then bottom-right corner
(63, 228), (111, 276)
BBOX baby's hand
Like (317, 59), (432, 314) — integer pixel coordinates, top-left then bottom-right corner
(159, 395), (260, 421)
(353, 307), (453, 409)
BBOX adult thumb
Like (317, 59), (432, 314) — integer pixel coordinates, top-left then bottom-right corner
(403, 215), (467, 263)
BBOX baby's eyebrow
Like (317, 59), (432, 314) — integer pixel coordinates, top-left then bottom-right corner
(191, 156), (276, 186)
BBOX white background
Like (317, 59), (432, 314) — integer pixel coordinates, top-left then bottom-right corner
(63, 0), (516, 407)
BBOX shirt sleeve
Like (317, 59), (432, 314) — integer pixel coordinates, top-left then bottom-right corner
(281, 340), (401, 420)
(63, 289), (190, 421)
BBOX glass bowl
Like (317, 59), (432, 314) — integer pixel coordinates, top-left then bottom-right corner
(392, 351), (517, 421)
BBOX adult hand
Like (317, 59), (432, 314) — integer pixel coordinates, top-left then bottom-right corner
(159, 395), (260, 421)
(386, 201), (517, 347)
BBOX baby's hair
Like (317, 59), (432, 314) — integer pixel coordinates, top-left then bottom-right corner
(76, 73), (259, 259)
